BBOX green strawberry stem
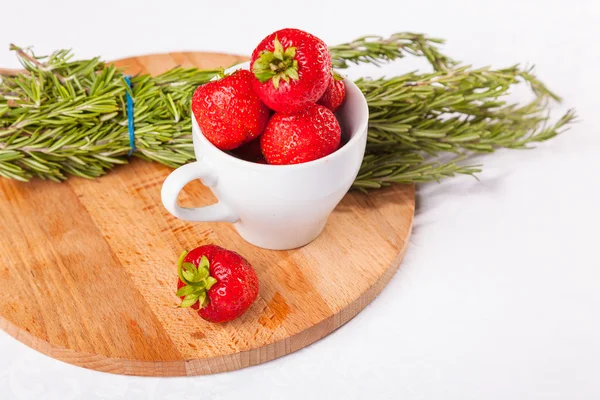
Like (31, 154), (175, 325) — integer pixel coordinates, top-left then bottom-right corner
(252, 36), (299, 89)
(176, 250), (217, 309)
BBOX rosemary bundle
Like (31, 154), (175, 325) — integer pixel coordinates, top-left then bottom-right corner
(0, 33), (575, 189)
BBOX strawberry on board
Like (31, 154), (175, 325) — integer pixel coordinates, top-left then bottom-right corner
(317, 73), (346, 112)
(176, 244), (259, 323)
(251, 28), (332, 114)
(192, 70), (270, 150)
(261, 104), (341, 165)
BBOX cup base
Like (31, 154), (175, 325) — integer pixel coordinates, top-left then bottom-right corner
(234, 220), (327, 250)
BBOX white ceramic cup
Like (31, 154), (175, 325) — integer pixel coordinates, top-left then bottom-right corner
(161, 62), (369, 250)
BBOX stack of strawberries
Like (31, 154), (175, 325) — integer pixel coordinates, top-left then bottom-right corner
(178, 29), (347, 324)
(192, 28), (346, 165)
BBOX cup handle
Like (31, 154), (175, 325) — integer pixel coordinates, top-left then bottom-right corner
(161, 161), (238, 223)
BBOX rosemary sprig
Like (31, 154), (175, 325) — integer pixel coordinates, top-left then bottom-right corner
(1, 46), (221, 181)
(361, 66), (573, 153)
(329, 32), (455, 71)
(0, 33), (575, 187)
(354, 62), (575, 189)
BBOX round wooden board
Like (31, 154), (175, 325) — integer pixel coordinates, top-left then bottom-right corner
(0, 52), (415, 377)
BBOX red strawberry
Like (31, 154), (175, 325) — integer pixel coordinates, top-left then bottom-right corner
(251, 28), (332, 114)
(176, 244), (259, 323)
(229, 137), (265, 163)
(317, 73), (346, 112)
(261, 104), (341, 165)
(192, 70), (270, 150)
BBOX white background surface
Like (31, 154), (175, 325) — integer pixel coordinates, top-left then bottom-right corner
(1, 0), (599, 399)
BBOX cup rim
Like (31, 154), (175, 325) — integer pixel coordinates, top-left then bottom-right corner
(191, 62), (369, 171)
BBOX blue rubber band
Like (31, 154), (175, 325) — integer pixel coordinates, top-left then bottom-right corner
(123, 76), (136, 156)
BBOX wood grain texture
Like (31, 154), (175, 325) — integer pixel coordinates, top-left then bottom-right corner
(0, 52), (415, 376)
